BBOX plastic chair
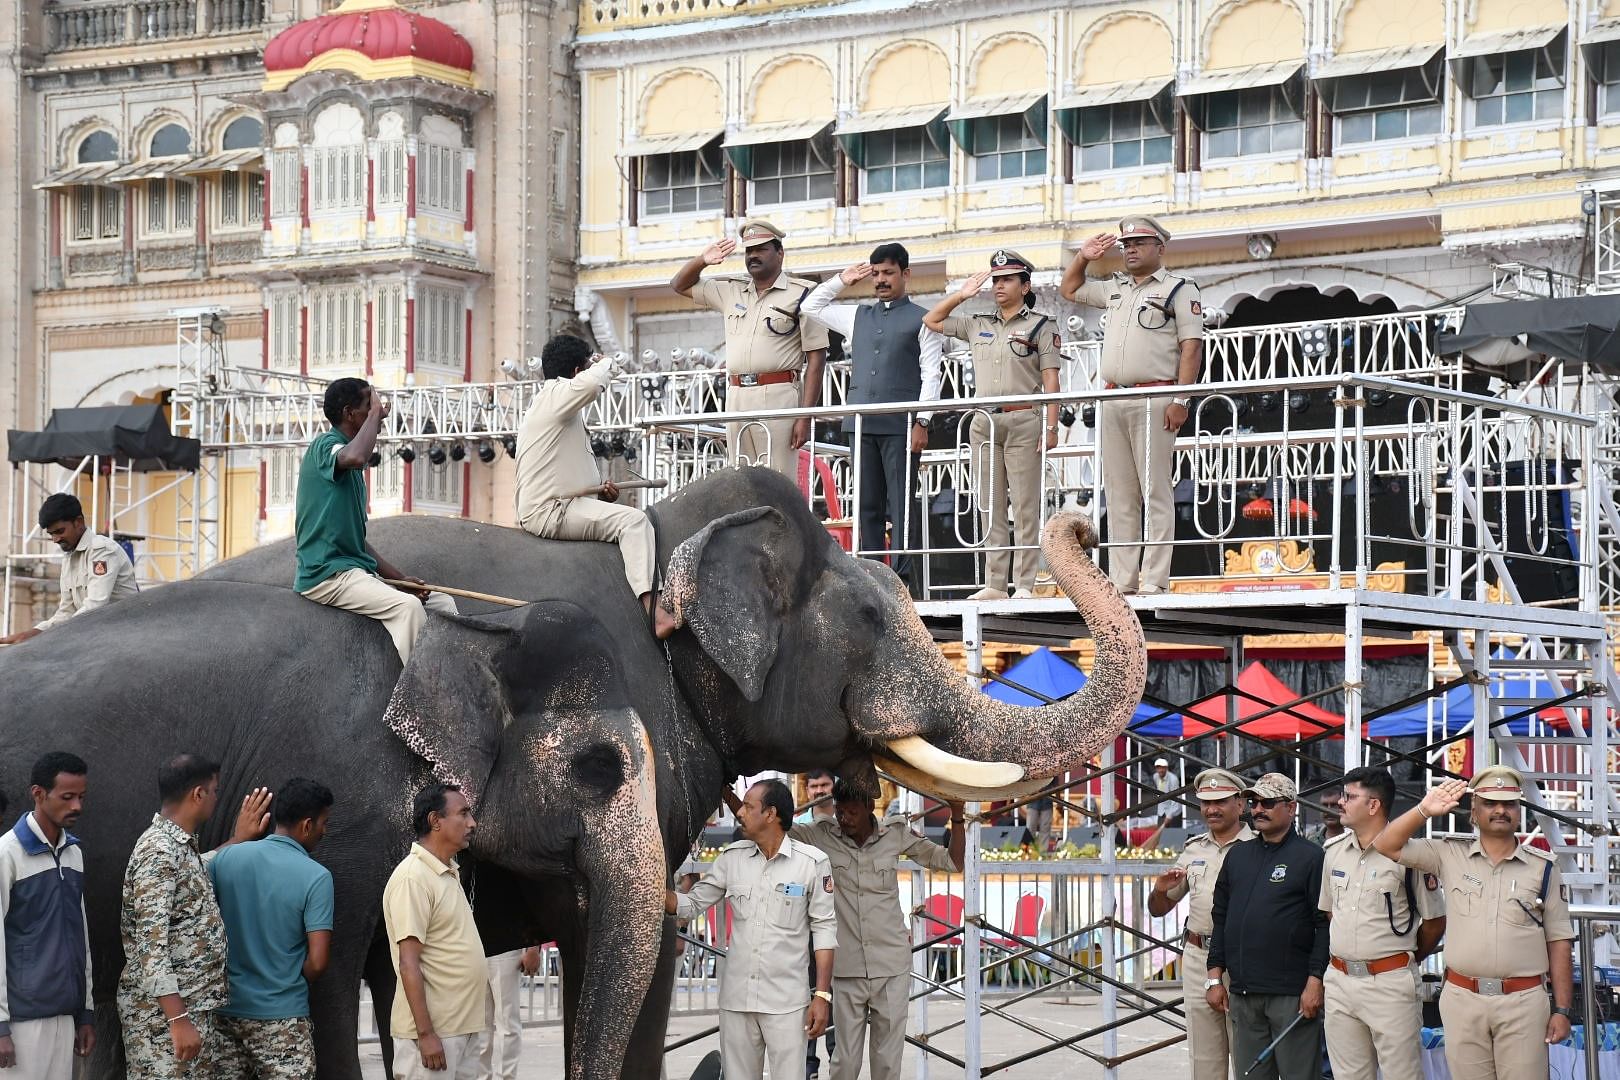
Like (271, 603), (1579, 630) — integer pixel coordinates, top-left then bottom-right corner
(985, 894), (1047, 987)
(917, 893), (965, 986)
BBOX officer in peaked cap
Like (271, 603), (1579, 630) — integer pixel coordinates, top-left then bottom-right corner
(923, 250), (1062, 599)
(1147, 768), (1255, 1080)
(1374, 766), (1576, 1080)
(671, 218), (829, 479)
(1060, 215), (1204, 596)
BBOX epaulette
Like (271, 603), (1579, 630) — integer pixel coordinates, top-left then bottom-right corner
(1519, 843), (1556, 862)
(1323, 831), (1353, 849)
(722, 839), (756, 853)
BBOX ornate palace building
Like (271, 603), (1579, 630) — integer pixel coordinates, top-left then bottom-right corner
(572, 0), (1615, 348)
(0, 0), (578, 594)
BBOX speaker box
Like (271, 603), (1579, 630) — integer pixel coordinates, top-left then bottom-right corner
(980, 825), (1033, 849)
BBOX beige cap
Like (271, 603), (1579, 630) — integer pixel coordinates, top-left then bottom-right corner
(1192, 768), (1246, 801)
(1242, 772), (1297, 801)
(1469, 765), (1525, 802)
(1120, 215), (1171, 243)
(738, 218), (786, 248)
(988, 248), (1036, 277)
(1154, 758), (1170, 767)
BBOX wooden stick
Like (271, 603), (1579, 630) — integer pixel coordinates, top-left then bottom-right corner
(562, 479), (669, 500)
(380, 579), (529, 608)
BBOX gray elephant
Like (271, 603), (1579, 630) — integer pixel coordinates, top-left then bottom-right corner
(0, 466), (1145, 1079)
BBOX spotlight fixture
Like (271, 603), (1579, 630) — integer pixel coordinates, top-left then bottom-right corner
(1076, 489), (1093, 507)
(500, 358), (525, 380)
(1081, 404), (1096, 428)
(590, 437), (610, 458)
(1296, 326), (1331, 362)
(1065, 315), (1083, 333)
(1367, 388), (1393, 408)
(477, 441), (497, 464)
(1258, 391), (1281, 413)
(428, 444), (447, 466)
(1059, 405), (1076, 428)
(449, 442), (466, 463)
(1288, 390), (1313, 414)
(502, 435), (517, 459)
(609, 434), (628, 458)
(367, 451), (381, 468)
(397, 444), (417, 464)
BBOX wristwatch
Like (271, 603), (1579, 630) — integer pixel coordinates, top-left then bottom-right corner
(1172, 396), (1192, 408)
(813, 990), (833, 1003)
(1552, 1005), (1575, 1019)
(1204, 977), (1223, 991)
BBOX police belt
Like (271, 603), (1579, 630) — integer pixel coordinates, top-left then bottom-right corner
(1330, 952), (1410, 977)
(1184, 930), (1207, 948)
(1444, 970), (1545, 996)
(1104, 379), (1178, 390)
(728, 371), (796, 387)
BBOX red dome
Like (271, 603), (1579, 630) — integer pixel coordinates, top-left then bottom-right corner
(264, 0), (473, 84)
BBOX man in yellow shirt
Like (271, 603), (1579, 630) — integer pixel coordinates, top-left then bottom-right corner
(382, 783), (490, 1080)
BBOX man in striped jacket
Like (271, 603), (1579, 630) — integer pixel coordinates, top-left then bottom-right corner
(0, 752), (94, 1080)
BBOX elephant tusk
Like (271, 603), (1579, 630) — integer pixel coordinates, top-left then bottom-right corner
(873, 751), (1050, 804)
(882, 736), (1025, 791)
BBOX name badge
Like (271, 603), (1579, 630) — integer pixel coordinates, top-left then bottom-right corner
(1332, 869), (1347, 879)
(1190, 860), (1206, 868)
(780, 883), (808, 898)
(733, 303), (748, 313)
(977, 331), (995, 340)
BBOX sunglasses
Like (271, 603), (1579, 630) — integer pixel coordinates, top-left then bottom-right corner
(1246, 796), (1290, 809)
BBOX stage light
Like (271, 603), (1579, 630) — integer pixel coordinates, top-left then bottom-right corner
(500, 358), (524, 380)
(1258, 392), (1280, 413)
(477, 441), (497, 464)
(1288, 390), (1312, 414)
(428, 445), (447, 466)
(1367, 388), (1392, 408)
(1059, 406), (1076, 428)
(1081, 404), (1096, 428)
(590, 437), (610, 458)
(449, 442), (466, 463)
(397, 444), (416, 463)
(502, 435), (517, 459)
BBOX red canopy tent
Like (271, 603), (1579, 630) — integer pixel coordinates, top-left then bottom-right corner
(1184, 661), (1344, 739)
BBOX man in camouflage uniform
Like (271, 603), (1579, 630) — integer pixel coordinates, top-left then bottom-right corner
(117, 755), (267, 1079)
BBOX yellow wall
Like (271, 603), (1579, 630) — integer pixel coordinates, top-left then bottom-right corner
(861, 42), (951, 109)
(1466, 0), (1566, 32)
(1205, 0), (1306, 66)
(1077, 16), (1175, 83)
(642, 69), (724, 134)
(1336, 0), (1444, 50)
(969, 35), (1048, 97)
(750, 58), (835, 124)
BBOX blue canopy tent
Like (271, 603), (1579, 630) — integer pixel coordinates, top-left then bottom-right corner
(1367, 675), (1572, 738)
(981, 647), (1182, 735)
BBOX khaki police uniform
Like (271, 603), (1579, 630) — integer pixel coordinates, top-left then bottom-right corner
(34, 529), (138, 631)
(1394, 767), (1575, 1080)
(936, 251), (1061, 595)
(1160, 768), (1254, 1080)
(514, 354), (657, 598)
(1069, 217), (1202, 594)
(1318, 831), (1444, 1080)
(689, 220), (829, 480)
(788, 817), (956, 1080)
(675, 837), (838, 1080)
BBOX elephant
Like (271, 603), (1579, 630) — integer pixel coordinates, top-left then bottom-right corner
(0, 465), (1145, 1079)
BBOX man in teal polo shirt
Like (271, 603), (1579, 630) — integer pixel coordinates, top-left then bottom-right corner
(295, 378), (455, 664)
(208, 779), (336, 1080)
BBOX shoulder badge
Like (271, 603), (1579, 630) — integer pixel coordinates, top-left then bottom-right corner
(1560, 884), (1570, 902)
(92, 560), (108, 576)
(1051, 333), (1061, 349)
(1424, 873), (1439, 891)
(1190, 300), (1203, 316)
(823, 874), (834, 894)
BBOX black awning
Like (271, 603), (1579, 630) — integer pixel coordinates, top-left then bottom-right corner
(7, 405), (201, 471)
(1441, 295), (1620, 371)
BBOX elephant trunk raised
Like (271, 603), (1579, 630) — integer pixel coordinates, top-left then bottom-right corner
(863, 513), (1147, 800)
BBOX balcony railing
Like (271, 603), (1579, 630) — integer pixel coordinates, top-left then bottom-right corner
(579, 0), (839, 34)
(44, 0), (265, 53)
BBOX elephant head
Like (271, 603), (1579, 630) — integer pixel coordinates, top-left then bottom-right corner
(657, 469), (1147, 802)
(383, 601), (662, 1080)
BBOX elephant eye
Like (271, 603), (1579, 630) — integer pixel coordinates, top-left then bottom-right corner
(571, 744), (626, 797)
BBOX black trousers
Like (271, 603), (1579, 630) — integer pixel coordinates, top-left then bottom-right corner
(855, 432), (920, 588)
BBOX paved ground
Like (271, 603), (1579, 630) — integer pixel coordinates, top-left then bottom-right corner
(356, 995), (1192, 1079)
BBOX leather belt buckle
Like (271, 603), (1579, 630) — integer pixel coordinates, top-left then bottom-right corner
(1476, 977), (1504, 996)
(737, 373), (760, 387)
(1343, 960), (1371, 978)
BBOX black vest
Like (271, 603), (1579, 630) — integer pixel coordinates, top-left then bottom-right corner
(843, 299), (925, 436)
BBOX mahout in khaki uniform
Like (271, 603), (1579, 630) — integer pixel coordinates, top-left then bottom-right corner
(1061, 216), (1204, 595)
(671, 220), (830, 479)
(924, 251), (1062, 599)
(1146, 768), (1254, 1080)
(0, 493), (138, 646)
(1374, 766), (1577, 1080)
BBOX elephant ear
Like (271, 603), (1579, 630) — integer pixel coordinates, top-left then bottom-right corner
(662, 505), (798, 702)
(385, 612), (518, 807)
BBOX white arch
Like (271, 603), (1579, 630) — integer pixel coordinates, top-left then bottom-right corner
(1197, 264), (1447, 315)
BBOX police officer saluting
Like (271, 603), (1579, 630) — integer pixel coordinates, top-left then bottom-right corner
(1145, 768), (1254, 1080)
(924, 251), (1062, 600)
(0, 494), (137, 645)
(1374, 766), (1576, 1080)
(1319, 767), (1445, 1080)
(671, 220), (830, 479)
(1060, 217), (1203, 595)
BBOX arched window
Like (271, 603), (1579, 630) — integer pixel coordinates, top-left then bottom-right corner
(150, 124), (191, 158)
(222, 116), (263, 150)
(77, 131), (118, 163)
(310, 104), (366, 213)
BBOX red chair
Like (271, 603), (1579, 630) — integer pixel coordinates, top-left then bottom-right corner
(797, 449), (852, 551)
(917, 893), (965, 985)
(985, 894), (1047, 987)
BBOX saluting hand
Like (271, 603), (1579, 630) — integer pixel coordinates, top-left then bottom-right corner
(1420, 778), (1468, 819)
(840, 262), (874, 286)
(955, 270), (991, 301)
(370, 391), (391, 422)
(1154, 867), (1187, 894)
(702, 239), (737, 266)
(1080, 233), (1118, 261)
